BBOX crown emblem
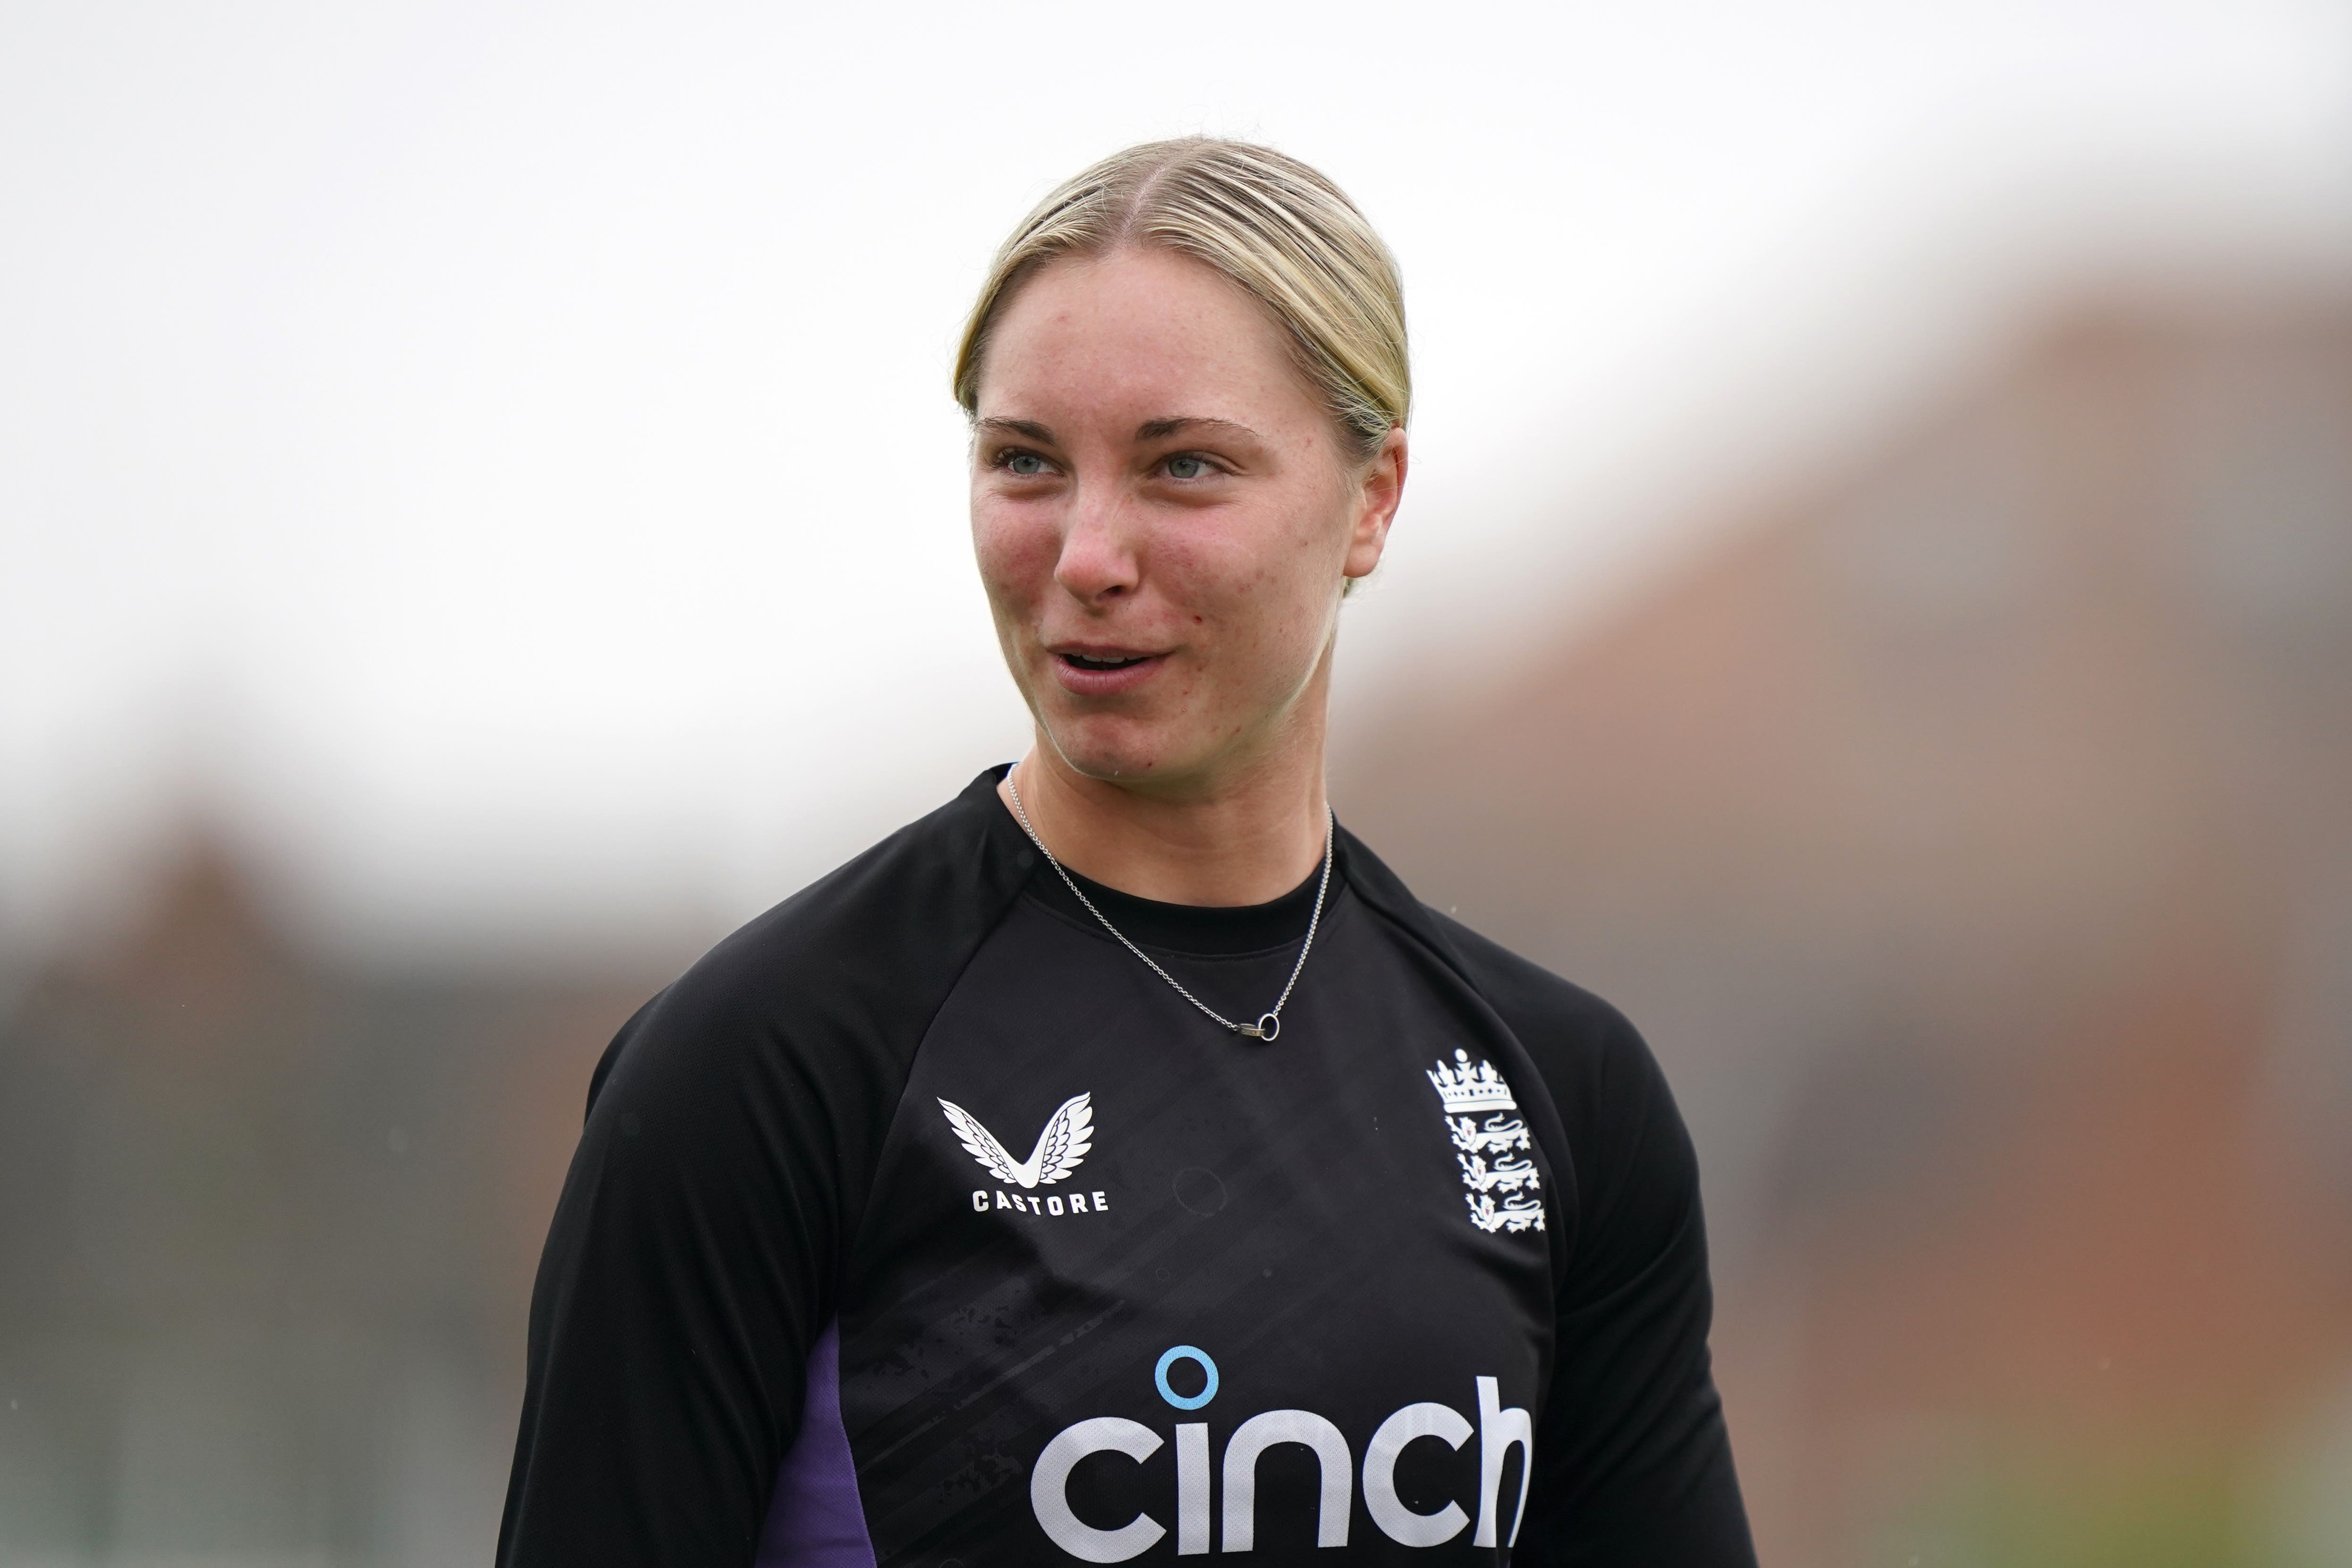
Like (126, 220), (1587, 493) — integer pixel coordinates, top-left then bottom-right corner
(1425, 1049), (1519, 1115)
(1425, 1049), (1546, 1235)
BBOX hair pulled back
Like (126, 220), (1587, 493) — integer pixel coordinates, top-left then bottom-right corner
(953, 138), (1408, 461)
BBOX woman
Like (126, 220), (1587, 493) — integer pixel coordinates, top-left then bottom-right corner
(500, 139), (1754, 1567)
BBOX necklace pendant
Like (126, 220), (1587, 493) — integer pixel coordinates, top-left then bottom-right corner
(1244, 1012), (1281, 1043)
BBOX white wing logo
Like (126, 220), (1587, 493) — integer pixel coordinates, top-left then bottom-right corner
(938, 1092), (1093, 1189)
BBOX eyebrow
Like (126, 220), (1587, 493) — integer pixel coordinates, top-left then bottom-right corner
(973, 417), (1057, 444)
(1135, 416), (1261, 443)
(971, 415), (1266, 447)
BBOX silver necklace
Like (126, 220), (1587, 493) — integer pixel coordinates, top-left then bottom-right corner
(1003, 772), (1335, 1043)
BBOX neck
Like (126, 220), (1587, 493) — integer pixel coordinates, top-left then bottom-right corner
(1000, 703), (1331, 909)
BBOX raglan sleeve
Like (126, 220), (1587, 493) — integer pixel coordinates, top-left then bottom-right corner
(495, 954), (852, 1568)
(1423, 907), (1755, 1568)
(1518, 992), (1755, 1567)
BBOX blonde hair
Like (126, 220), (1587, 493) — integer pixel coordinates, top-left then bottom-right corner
(952, 138), (1408, 461)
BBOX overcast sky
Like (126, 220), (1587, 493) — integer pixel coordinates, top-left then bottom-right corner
(5, 0), (2349, 958)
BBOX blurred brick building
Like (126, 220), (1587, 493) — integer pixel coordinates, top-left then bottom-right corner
(0, 842), (663, 1566)
(1337, 290), (2352, 1566)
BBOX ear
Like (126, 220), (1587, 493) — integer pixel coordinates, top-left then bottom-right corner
(1342, 426), (1407, 581)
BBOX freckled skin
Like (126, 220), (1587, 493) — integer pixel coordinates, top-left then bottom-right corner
(969, 248), (1405, 900)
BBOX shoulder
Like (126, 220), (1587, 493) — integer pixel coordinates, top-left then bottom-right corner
(1425, 911), (1645, 1069)
(1420, 909), (1674, 1142)
(1338, 826), (1665, 1115)
(1428, 908), (1695, 1244)
(588, 769), (1032, 1129)
(1339, 828), (1698, 1270)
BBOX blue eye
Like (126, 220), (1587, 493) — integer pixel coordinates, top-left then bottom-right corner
(1166, 454), (1209, 479)
(1005, 452), (1047, 477)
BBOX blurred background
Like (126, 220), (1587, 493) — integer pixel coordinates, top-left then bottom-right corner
(4, 2), (2349, 1564)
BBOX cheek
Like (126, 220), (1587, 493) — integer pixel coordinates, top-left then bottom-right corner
(971, 501), (1057, 606)
(1183, 535), (1329, 673)
(1234, 485), (1348, 621)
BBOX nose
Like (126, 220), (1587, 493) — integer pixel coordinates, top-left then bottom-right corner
(1052, 484), (1140, 605)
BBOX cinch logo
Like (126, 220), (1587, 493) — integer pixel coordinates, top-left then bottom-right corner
(1029, 1346), (1533, 1561)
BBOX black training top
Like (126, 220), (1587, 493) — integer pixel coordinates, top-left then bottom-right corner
(499, 767), (1754, 1568)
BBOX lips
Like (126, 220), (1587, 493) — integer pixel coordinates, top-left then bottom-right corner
(1048, 644), (1168, 697)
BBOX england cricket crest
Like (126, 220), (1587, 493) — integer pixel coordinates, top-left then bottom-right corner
(1425, 1049), (1546, 1234)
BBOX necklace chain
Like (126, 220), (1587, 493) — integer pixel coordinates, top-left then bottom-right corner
(1003, 772), (1335, 1043)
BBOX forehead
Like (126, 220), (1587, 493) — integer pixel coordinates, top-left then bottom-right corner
(975, 248), (1321, 431)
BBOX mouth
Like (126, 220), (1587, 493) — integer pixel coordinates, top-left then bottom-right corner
(1046, 643), (1169, 695)
(1058, 650), (1156, 673)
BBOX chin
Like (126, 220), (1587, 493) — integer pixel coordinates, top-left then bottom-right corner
(1040, 715), (1198, 784)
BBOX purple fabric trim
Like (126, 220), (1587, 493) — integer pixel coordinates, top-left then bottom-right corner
(754, 1319), (878, 1568)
